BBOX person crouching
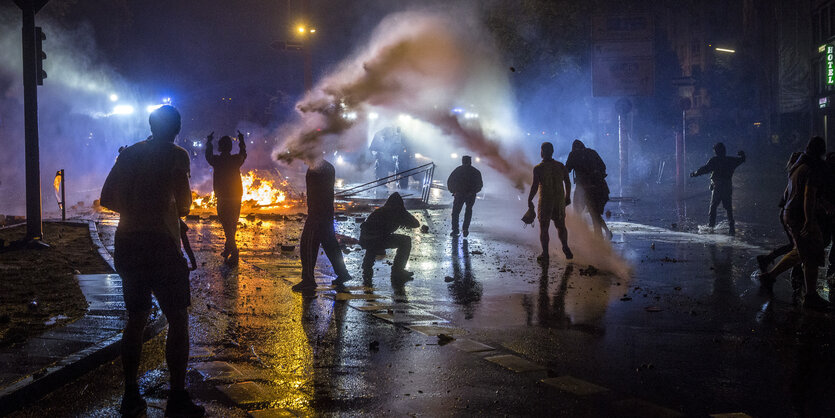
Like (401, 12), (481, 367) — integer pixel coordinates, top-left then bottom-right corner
(360, 192), (420, 280)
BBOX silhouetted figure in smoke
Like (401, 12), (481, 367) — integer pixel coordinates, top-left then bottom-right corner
(370, 126), (411, 189)
(528, 142), (573, 265)
(447, 155), (483, 237)
(690, 142), (745, 235)
(295, 158), (353, 293)
(370, 127), (397, 182)
(757, 152), (803, 297)
(764, 137), (831, 310)
(100, 105), (204, 417)
(205, 131), (247, 264)
(565, 139), (611, 239)
(360, 192), (420, 280)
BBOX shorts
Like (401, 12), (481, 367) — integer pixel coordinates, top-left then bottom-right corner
(114, 231), (191, 313)
(784, 218), (825, 266)
(537, 198), (566, 226)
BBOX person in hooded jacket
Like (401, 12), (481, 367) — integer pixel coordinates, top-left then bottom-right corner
(360, 192), (420, 280)
(205, 131), (247, 264)
(565, 139), (611, 238)
(690, 142), (745, 235)
(447, 155), (483, 237)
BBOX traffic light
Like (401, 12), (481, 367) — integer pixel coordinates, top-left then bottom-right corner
(35, 26), (46, 85)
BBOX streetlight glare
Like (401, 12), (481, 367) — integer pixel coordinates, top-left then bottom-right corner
(109, 93), (118, 102)
(715, 47), (736, 53)
(297, 26), (306, 33)
(310, 28), (316, 33)
(112, 104), (134, 115)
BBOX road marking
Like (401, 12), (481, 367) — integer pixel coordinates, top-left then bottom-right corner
(407, 325), (463, 336)
(450, 339), (494, 353)
(216, 381), (276, 407)
(485, 354), (545, 373)
(541, 376), (609, 396)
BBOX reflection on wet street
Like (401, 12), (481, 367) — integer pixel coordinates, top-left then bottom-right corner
(35, 195), (835, 416)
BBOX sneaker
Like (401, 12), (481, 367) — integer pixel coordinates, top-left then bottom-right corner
(562, 246), (573, 260)
(462, 229), (469, 238)
(291, 281), (317, 293)
(165, 390), (205, 417)
(119, 390), (147, 417)
(391, 269), (414, 280)
(756, 255), (770, 273)
(332, 275), (352, 287)
(756, 272), (775, 290)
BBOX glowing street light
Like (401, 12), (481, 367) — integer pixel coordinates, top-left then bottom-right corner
(715, 47), (736, 53)
(112, 104), (134, 115)
(109, 93), (118, 102)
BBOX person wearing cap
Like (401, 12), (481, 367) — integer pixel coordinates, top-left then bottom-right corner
(447, 155), (483, 237)
(690, 142), (746, 235)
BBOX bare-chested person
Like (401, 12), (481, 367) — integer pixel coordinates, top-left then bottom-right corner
(527, 142), (573, 265)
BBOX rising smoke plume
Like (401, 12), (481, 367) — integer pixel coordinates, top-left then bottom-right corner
(274, 9), (532, 188)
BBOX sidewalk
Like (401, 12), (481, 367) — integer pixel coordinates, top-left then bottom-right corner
(0, 221), (166, 416)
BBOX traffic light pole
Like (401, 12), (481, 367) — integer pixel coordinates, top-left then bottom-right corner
(14, 0), (48, 243)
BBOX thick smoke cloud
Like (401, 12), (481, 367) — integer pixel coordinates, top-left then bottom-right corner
(274, 10), (532, 188)
(0, 8), (146, 214)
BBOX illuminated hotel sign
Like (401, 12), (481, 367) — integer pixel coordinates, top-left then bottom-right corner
(827, 45), (835, 85)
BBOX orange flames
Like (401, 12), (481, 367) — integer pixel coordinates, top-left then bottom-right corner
(191, 170), (298, 213)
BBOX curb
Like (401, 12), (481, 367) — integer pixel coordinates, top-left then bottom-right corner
(0, 220), (167, 416)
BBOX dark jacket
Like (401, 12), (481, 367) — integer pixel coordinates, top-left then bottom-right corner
(692, 152), (745, 190)
(360, 193), (420, 244)
(565, 140), (607, 187)
(447, 164), (483, 196)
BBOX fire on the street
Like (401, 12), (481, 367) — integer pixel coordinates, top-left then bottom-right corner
(190, 170), (300, 213)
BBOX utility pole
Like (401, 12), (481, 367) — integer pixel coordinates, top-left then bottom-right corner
(14, 0), (49, 244)
(615, 98), (632, 196)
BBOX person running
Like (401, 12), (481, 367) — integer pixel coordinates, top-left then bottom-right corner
(527, 142), (573, 265)
(447, 155), (483, 237)
(774, 137), (831, 309)
(205, 131), (247, 264)
(294, 157), (353, 293)
(565, 139), (611, 238)
(360, 192), (420, 280)
(100, 105), (204, 417)
(690, 142), (745, 235)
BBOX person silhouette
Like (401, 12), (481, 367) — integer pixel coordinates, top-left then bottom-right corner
(447, 155), (483, 237)
(360, 192), (420, 280)
(527, 142), (573, 265)
(205, 131), (247, 264)
(690, 142), (745, 235)
(100, 105), (204, 417)
(294, 157), (352, 293)
(565, 140), (611, 238)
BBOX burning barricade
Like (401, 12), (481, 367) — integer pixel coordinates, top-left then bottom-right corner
(190, 169), (301, 216)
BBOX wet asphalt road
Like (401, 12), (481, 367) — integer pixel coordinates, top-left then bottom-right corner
(18, 169), (835, 417)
